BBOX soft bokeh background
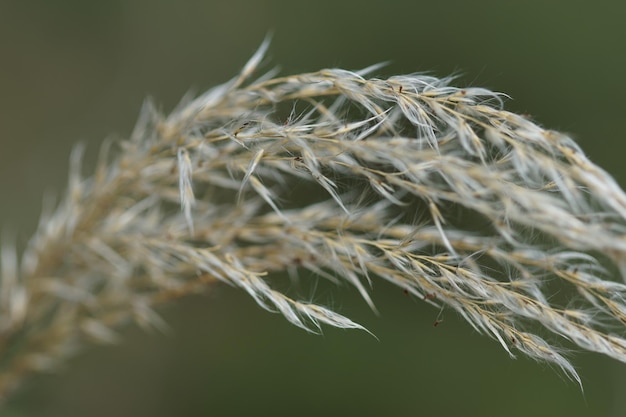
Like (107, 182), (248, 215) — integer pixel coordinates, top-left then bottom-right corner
(1, 1), (626, 416)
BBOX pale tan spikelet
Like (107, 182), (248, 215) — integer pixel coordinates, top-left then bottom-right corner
(3, 40), (626, 400)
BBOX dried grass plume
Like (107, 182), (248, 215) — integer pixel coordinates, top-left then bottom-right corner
(3, 38), (626, 398)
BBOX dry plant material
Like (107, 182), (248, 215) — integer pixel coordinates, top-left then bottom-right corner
(2, 39), (626, 398)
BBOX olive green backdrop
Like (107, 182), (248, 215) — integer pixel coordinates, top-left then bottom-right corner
(1, 1), (626, 416)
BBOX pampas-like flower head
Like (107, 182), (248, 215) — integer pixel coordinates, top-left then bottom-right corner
(2, 39), (626, 397)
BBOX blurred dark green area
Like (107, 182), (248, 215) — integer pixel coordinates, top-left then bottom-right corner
(1, 1), (626, 416)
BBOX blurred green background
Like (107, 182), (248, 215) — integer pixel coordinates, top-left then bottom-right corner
(1, 0), (626, 415)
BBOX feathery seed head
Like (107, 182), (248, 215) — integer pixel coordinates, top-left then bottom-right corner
(1, 40), (626, 398)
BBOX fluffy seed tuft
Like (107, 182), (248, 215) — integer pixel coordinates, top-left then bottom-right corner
(2, 41), (626, 398)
